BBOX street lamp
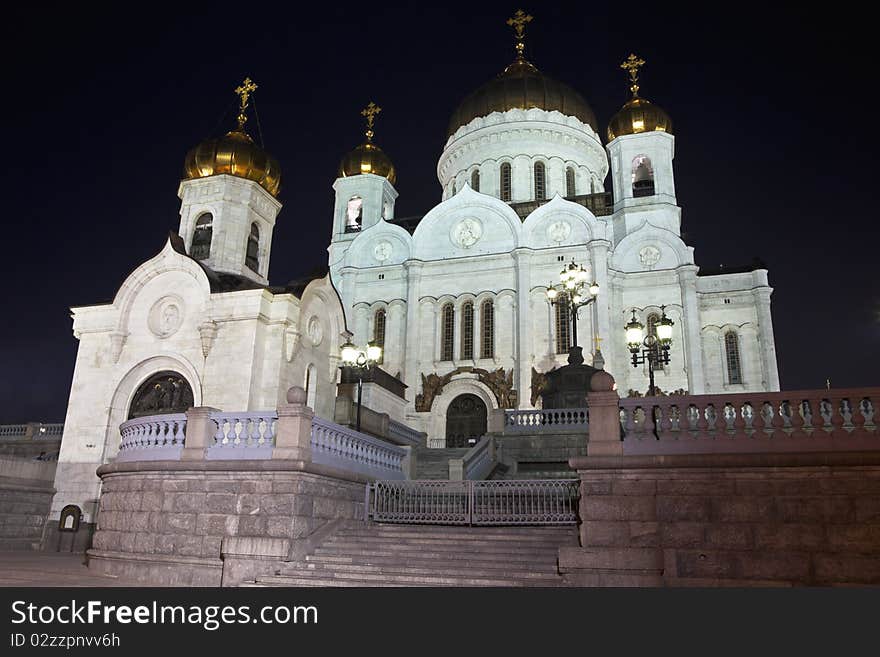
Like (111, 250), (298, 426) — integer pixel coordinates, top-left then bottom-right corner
(625, 305), (674, 397)
(339, 339), (383, 433)
(546, 260), (600, 352)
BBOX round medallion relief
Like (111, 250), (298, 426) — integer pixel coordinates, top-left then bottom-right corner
(148, 296), (184, 339)
(639, 245), (662, 268)
(547, 220), (571, 244)
(451, 218), (483, 249)
(307, 316), (323, 346)
(374, 241), (392, 263)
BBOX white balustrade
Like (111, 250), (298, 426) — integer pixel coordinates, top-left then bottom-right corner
(117, 414), (187, 461)
(0, 424), (29, 438)
(311, 417), (406, 480)
(208, 411), (277, 459)
(462, 435), (496, 480)
(504, 408), (589, 434)
(387, 419), (426, 447)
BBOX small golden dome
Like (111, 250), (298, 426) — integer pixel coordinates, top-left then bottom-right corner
(184, 129), (282, 197)
(607, 53), (672, 142)
(607, 96), (673, 142)
(338, 142), (397, 185)
(338, 101), (397, 185)
(448, 59), (597, 136)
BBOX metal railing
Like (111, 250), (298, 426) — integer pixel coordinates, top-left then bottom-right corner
(504, 408), (589, 434)
(619, 387), (879, 455)
(366, 479), (579, 525)
(118, 413), (187, 461)
(311, 417), (407, 480)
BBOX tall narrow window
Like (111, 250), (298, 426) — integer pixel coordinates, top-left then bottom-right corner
(346, 196), (363, 231)
(632, 155), (655, 197)
(534, 162), (546, 201)
(441, 303), (455, 361)
(374, 309), (386, 363)
(461, 302), (474, 360)
(471, 170), (480, 192)
(305, 363), (317, 409)
(245, 222), (260, 272)
(555, 294), (571, 354)
(725, 331), (743, 384)
(565, 167), (576, 197)
(481, 300), (494, 359)
(191, 212), (213, 261)
(500, 163), (512, 201)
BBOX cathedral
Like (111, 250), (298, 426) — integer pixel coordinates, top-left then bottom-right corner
(50, 13), (779, 526)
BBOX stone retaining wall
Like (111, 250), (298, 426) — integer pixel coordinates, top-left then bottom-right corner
(88, 460), (366, 586)
(560, 452), (880, 587)
(0, 457), (57, 550)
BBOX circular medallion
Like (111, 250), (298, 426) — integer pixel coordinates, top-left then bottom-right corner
(307, 316), (323, 346)
(374, 241), (392, 263)
(547, 220), (571, 244)
(148, 296), (184, 339)
(639, 245), (661, 268)
(451, 218), (483, 249)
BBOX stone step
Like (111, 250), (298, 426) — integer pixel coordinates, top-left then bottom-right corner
(310, 548), (559, 564)
(324, 536), (570, 551)
(254, 569), (558, 587)
(283, 561), (559, 579)
(335, 528), (577, 543)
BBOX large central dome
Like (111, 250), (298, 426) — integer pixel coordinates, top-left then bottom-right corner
(447, 59), (598, 137)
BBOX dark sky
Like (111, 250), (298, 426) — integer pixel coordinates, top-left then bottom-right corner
(1, 2), (877, 423)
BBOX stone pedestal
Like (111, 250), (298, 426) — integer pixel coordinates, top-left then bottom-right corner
(586, 370), (623, 457)
(182, 407), (220, 460)
(273, 387), (313, 462)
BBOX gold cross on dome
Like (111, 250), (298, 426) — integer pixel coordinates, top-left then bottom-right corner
(621, 53), (645, 96)
(234, 77), (258, 130)
(506, 9), (533, 59)
(594, 334), (603, 351)
(361, 101), (382, 141)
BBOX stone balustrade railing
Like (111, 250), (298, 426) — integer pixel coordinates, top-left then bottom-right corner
(503, 408), (590, 434)
(207, 411), (277, 459)
(0, 422), (64, 439)
(117, 414), (187, 461)
(311, 417), (407, 480)
(387, 419), (427, 447)
(454, 435), (496, 481)
(620, 387), (879, 455)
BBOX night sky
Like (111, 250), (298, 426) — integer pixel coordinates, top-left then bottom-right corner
(2, 2), (877, 423)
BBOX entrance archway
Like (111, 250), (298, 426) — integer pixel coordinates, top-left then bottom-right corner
(445, 394), (487, 448)
(127, 371), (194, 419)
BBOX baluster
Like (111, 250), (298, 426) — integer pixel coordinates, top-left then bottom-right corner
(714, 403), (728, 437)
(732, 403), (747, 438)
(658, 401), (674, 438)
(808, 398), (826, 435)
(249, 416), (261, 447)
(788, 399), (806, 439)
(851, 398), (869, 436)
(623, 407), (635, 439)
(829, 396), (849, 439)
(176, 419), (187, 447)
(769, 402), (785, 438)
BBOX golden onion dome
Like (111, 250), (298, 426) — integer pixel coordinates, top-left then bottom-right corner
(184, 129), (281, 197)
(338, 102), (397, 185)
(448, 58), (598, 137)
(182, 77), (281, 197)
(607, 53), (673, 142)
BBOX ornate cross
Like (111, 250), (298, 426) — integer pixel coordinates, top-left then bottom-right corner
(234, 77), (258, 131)
(361, 101), (382, 141)
(594, 334), (603, 352)
(620, 53), (645, 96)
(506, 9), (533, 59)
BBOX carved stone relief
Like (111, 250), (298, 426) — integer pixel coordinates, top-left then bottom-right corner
(148, 295), (184, 339)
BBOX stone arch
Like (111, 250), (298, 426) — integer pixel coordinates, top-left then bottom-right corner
(428, 377), (498, 447)
(103, 355), (202, 461)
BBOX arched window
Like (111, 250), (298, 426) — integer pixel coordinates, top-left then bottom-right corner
(191, 213), (213, 261)
(534, 162), (546, 201)
(565, 167), (576, 197)
(245, 223), (260, 272)
(441, 303), (455, 361)
(471, 170), (480, 192)
(305, 363), (317, 409)
(346, 196), (363, 230)
(500, 163), (512, 202)
(481, 300), (494, 359)
(632, 155), (655, 197)
(461, 302), (474, 360)
(451, 181), (457, 196)
(725, 331), (743, 385)
(555, 294), (571, 354)
(374, 309), (386, 364)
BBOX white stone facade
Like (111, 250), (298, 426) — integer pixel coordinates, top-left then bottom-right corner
(330, 109), (780, 439)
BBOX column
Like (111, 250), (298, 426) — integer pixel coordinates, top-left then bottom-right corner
(513, 249), (533, 408)
(589, 240), (612, 370)
(678, 265), (706, 394)
(753, 287), (780, 391)
(402, 261), (423, 390)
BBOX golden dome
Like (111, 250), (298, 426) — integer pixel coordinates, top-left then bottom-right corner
(448, 59), (598, 136)
(184, 129), (281, 197)
(183, 77), (281, 197)
(338, 141), (397, 185)
(607, 53), (672, 142)
(338, 102), (397, 185)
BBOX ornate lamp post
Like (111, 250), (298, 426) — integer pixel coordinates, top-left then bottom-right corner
(546, 260), (600, 353)
(625, 305), (674, 397)
(340, 339), (383, 433)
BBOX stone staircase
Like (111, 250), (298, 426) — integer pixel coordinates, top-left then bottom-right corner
(247, 523), (579, 587)
(413, 447), (469, 479)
